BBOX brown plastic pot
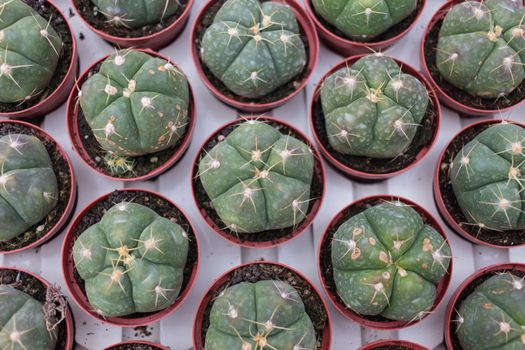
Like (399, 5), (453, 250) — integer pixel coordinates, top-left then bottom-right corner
(0, 266), (75, 350)
(191, 116), (326, 248)
(103, 341), (169, 350)
(444, 263), (525, 350)
(433, 119), (525, 248)
(310, 54), (441, 181)
(66, 48), (196, 182)
(190, 0), (319, 113)
(359, 340), (429, 350)
(1, 0), (78, 119)
(318, 195), (453, 330)
(305, 0), (426, 56)
(61, 188), (200, 327)
(0, 120), (77, 254)
(193, 261), (332, 349)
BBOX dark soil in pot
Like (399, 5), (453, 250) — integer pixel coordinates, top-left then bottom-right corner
(107, 344), (163, 350)
(372, 347), (411, 350)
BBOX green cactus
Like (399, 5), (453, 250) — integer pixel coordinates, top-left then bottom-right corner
(0, 0), (63, 104)
(205, 280), (316, 349)
(450, 122), (525, 231)
(311, 0), (418, 41)
(197, 120), (314, 234)
(455, 272), (525, 350)
(331, 201), (451, 321)
(320, 54), (429, 158)
(437, 0), (525, 99)
(0, 134), (58, 242)
(200, 0), (307, 99)
(72, 201), (189, 317)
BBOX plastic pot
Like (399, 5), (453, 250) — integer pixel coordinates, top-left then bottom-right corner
(359, 339), (429, 350)
(103, 341), (169, 350)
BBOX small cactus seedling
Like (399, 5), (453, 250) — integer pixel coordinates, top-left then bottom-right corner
(72, 201), (189, 317)
(311, 0), (418, 41)
(455, 272), (525, 350)
(0, 0), (63, 104)
(331, 201), (451, 322)
(200, 0), (307, 99)
(320, 54), (429, 158)
(205, 280), (316, 349)
(437, 0), (525, 99)
(0, 133), (58, 242)
(197, 120), (314, 234)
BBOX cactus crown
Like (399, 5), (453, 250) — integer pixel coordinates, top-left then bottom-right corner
(437, 0), (525, 99)
(331, 200), (451, 322)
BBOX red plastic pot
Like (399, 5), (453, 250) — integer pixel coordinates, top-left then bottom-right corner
(444, 263), (525, 350)
(191, 115), (326, 248)
(305, 0), (425, 56)
(61, 188), (200, 327)
(103, 341), (169, 350)
(318, 195), (453, 330)
(1, 0), (78, 119)
(359, 340), (429, 350)
(0, 266), (75, 350)
(193, 261), (332, 349)
(190, 0), (319, 113)
(66, 48), (196, 182)
(0, 120), (77, 254)
(310, 54), (441, 181)
(71, 0), (194, 50)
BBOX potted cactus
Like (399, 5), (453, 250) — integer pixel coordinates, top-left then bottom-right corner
(318, 195), (453, 329)
(421, 0), (525, 116)
(0, 0), (78, 119)
(434, 120), (525, 248)
(191, 116), (325, 248)
(193, 261), (332, 349)
(104, 341), (169, 350)
(66, 48), (195, 182)
(191, 0), (319, 112)
(61, 188), (199, 326)
(305, 0), (425, 56)
(0, 266), (75, 349)
(359, 340), (428, 350)
(310, 54), (440, 181)
(0, 120), (77, 254)
(444, 263), (525, 350)
(71, 0), (193, 49)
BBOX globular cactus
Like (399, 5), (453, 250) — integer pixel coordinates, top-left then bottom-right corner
(0, 0), (63, 103)
(197, 120), (314, 234)
(320, 54), (429, 158)
(205, 280), (316, 349)
(311, 0), (418, 41)
(450, 123), (525, 231)
(331, 201), (451, 321)
(437, 0), (525, 99)
(455, 272), (525, 350)
(72, 201), (189, 317)
(200, 0), (307, 99)
(0, 134), (58, 242)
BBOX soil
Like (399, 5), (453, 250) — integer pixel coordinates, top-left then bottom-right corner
(199, 263), (329, 348)
(0, 0), (75, 113)
(106, 344), (163, 350)
(437, 121), (525, 247)
(0, 123), (74, 252)
(70, 190), (199, 319)
(72, 0), (189, 38)
(372, 347), (411, 350)
(192, 119), (324, 245)
(0, 269), (70, 350)
(193, 0), (312, 107)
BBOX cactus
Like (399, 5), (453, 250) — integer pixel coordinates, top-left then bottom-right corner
(0, 134), (58, 242)
(455, 272), (525, 350)
(450, 122), (525, 231)
(72, 201), (189, 317)
(320, 54), (429, 158)
(205, 280), (316, 349)
(311, 0), (418, 41)
(197, 120), (314, 234)
(0, 0), (63, 104)
(437, 0), (525, 99)
(90, 0), (181, 29)
(331, 201), (451, 321)
(200, 0), (307, 99)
